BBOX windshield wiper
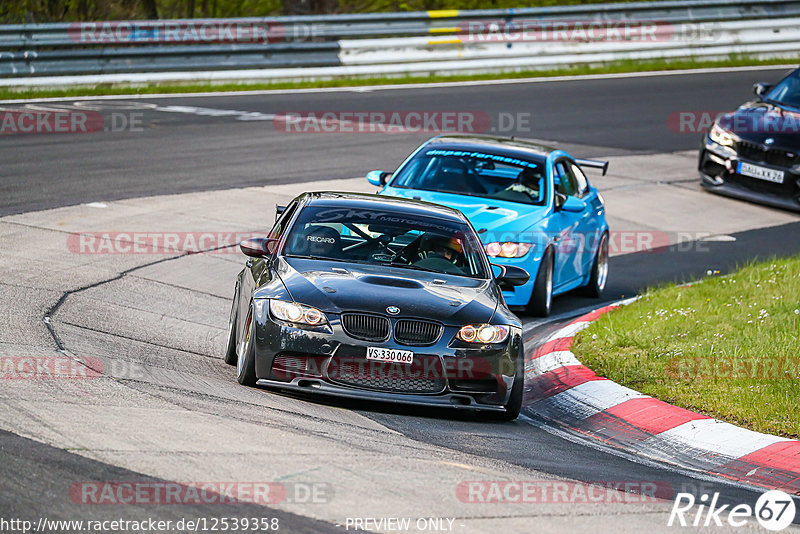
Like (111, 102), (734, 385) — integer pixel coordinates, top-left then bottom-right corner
(284, 254), (350, 263)
(388, 262), (471, 277)
(764, 98), (800, 113)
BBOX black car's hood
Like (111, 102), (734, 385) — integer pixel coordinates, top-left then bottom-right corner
(268, 257), (498, 325)
(722, 102), (800, 149)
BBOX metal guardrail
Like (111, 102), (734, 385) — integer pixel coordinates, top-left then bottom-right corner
(0, 0), (798, 83)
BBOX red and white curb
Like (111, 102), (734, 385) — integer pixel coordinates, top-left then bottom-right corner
(524, 303), (800, 494)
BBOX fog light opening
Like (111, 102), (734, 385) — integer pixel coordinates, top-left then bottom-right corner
(450, 395), (472, 406)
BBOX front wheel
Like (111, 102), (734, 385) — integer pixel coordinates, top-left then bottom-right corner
(223, 289), (238, 366)
(236, 305), (258, 387)
(581, 232), (609, 298)
(489, 354), (523, 421)
(526, 249), (553, 317)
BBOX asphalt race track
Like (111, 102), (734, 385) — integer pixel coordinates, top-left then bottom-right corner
(2, 67), (794, 216)
(2, 67), (800, 533)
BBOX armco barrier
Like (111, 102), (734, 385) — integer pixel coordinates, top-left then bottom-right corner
(1, 0), (799, 85)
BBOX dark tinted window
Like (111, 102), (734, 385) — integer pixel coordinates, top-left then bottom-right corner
(284, 205), (489, 278)
(269, 201), (298, 239)
(766, 70), (800, 109)
(391, 149), (547, 205)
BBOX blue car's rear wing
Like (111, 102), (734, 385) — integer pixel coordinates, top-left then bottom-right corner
(576, 158), (609, 176)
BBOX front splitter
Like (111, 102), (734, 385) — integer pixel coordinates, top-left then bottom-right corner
(255, 377), (506, 412)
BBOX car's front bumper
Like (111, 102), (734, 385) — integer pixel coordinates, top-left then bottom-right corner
(699, 138), (800, 213)
(251, 302), (523, 411)
(488, 254), (541, 307)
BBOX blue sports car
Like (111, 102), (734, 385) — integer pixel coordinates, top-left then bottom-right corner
(366, 135), (610, 316)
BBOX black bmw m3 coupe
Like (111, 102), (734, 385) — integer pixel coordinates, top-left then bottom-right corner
(224, 192), (530, 419)
(699, 66), (800, 212)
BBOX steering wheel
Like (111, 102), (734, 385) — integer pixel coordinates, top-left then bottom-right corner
(412, 256), (465, 275)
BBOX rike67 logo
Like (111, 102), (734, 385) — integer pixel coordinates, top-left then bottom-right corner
(669, 490), (797, 531)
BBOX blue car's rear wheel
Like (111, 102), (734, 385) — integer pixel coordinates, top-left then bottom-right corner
(527, 248), (553, 317)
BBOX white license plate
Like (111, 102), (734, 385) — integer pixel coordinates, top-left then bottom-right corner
(738, 162), (785, 183)
(366, 347), (414, 365)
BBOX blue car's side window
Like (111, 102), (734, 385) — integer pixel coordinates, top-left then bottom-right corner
(569, 163), (590, 197)
(554, 161), (579, 198)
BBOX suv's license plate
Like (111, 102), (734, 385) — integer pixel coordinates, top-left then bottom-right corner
(366, 347), (414, 364)
(738, 162), (785, 183)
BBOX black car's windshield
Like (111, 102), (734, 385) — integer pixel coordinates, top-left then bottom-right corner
(766, 71), (800, 110)
(390, 148), (547, 205)
(284, 205), (489, 278)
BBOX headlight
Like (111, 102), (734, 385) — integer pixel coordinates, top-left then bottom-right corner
(709, 123), (736, 147)
(457, 324), (510, 344)
(485, 242), (532, 258)
(270, 299), (328, 327)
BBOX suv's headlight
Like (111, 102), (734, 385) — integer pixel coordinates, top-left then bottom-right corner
(270, 299), (328, 327)
(485, 242), (532, 258)
(457, 324), (510, 344)
(709, 123), (736, 147)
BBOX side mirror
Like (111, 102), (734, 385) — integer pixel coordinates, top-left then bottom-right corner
(561, 196), (587, 213)
(240, 237), (278, 258)
(492, 264), (530, 287)
(366, 170), (390, 187)
(753, 82), (771, 99)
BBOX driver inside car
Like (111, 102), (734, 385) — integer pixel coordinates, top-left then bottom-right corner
(501, 167), (543, 201)
(414, 234), (465, 273)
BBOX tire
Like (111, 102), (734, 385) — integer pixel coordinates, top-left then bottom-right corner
(526, 249), (553, 317)
(236, 304), (258, 387)
(489, 353), (523, 421)
(223, 289), (238, 366)
(581, 232), (609, 298)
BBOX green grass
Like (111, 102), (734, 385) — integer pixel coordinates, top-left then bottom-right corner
(2, 55), (798, 101)
(573, 256), (800, 438)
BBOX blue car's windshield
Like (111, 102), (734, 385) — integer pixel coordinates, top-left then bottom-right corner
(390, 149), (547, 206)
(766, 70), (800, 110)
